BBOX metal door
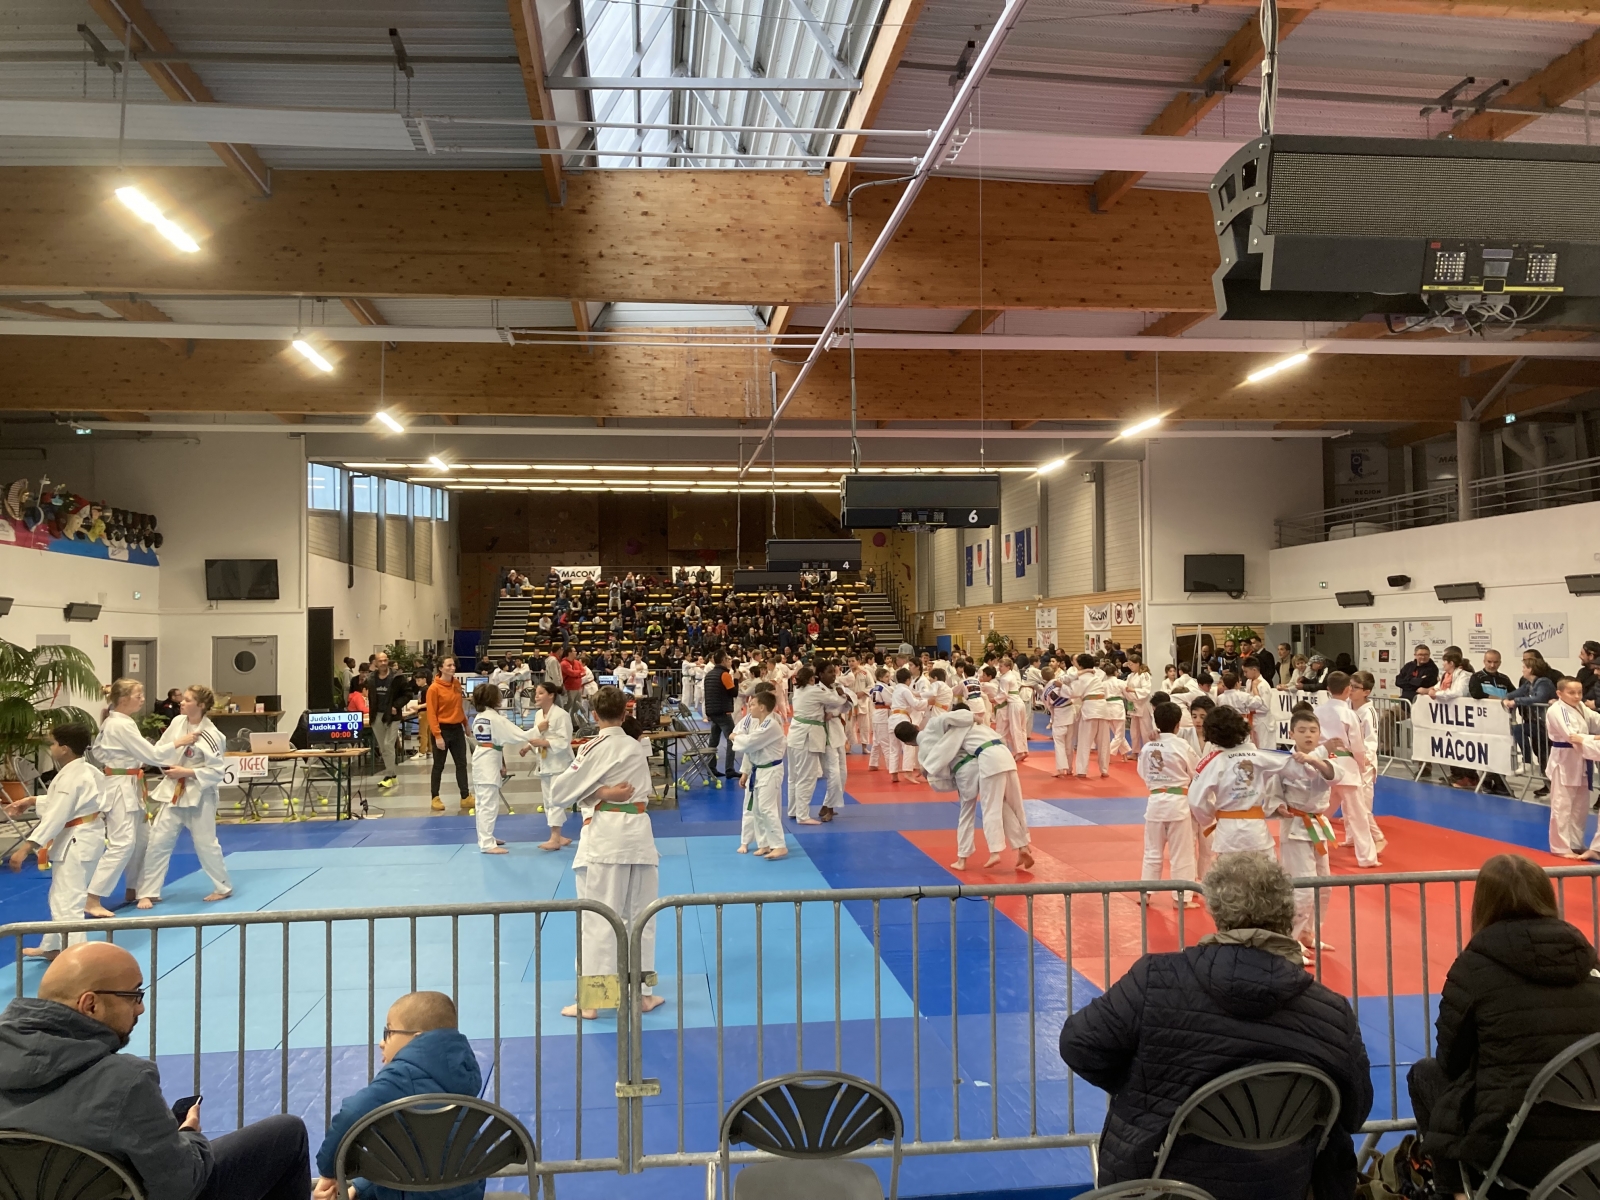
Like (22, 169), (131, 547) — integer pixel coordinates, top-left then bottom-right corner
(112, 640), (156, 713)
(212, 636), (278, 699)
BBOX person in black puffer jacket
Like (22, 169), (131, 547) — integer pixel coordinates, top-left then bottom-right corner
(1409, 853), (1600, 1195)
(1061, 854), (1372, 1200)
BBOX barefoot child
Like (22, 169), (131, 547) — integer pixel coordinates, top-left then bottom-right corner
(1547, 676), (1600, 857)
(1275, 706), (1339, 953)
(900, 707), (1033, 872)
(733, 689), (787, 859)
(1188, 706), (1300, 864)
(547, 686), (663, 1019)
(528, 681), (575, 852)
(469, 682), (536, 855)
(1136, 701), (1199, 906)
(5, 724), (107, 959)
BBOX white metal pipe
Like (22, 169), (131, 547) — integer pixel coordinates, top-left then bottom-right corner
(737, 0), (1036, 477)
(824, 333), (1600, 358)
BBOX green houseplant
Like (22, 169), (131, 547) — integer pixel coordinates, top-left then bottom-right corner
(0, 639), (103, 797)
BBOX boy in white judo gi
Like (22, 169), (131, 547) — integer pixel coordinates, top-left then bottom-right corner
(887, 666), (928, 784)
(787, 662), (854, 822)
(1314, 672), (1381, 868)
(998, 658), (1030, 760)
(1239, 660), (1277, 750)
(1547, 676), (1600, 857)
(1042, 665), (1078, 778)
(1070, 654), (1115, 779)
(5, 724), (109, 958)
(900, 708), (1033, 872)
(1350, 671), (1385, 849)
(867, 667), (893, 770)
(1136, 702), (1199, 907)
(469, 682), (536, 855)
(1275, 705), (1338, 953)
(1125, 659), (1156, 755)
(530, 681), (577, 852)
(1188, 706), (1302, 866)
(548, 686), (663, 1020)
(733, 690), (787, 859)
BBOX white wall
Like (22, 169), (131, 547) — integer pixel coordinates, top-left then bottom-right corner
(308, 517), (457, 660)
(0, 548), (161, 694)
(1142, 437), (1323, 662)
(1269, 499), (1600, 674)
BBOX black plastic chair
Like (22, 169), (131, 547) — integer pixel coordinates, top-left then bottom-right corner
(719, 1071), (903, 1200)
(0, 1131), (145, 1200)
(1468, 1031), (1600, 1200)
(1151, 1062), (1342, 1181)
(331, 1093), (538, 1198)
(1076, 1181), (1220, 1200)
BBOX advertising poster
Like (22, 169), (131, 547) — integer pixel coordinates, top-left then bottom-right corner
(1357, 621), (1401, 696)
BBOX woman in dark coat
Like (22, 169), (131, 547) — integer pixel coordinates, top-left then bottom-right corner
(1409, 853), (1600, 1193)
(1060, 854), (1372, 1200)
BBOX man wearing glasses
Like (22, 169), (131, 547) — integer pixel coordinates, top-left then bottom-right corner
(0, 942), (311, 1199)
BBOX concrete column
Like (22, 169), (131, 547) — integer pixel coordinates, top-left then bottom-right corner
(1089, 464), (1106, 593)
(1455, 413), (1479, 522)
(1035, 476), (1050, 600)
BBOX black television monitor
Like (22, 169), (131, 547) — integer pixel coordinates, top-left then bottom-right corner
(205, 559), (280, 601)
(1183, 554), (1245, 594)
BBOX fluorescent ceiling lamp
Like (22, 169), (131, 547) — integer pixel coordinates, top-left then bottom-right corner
(1244, 352), (1310, 385)
(1118, 416), (1163, 439)
(291, 338), (334, 373)
(375, 410), (406, 433)
(114, 186), (200, 253)
(426, 456), (449, 470)
(1035, 456), (1069, 476)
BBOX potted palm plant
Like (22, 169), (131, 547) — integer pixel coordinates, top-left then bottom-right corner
(0, 639), (103, 800)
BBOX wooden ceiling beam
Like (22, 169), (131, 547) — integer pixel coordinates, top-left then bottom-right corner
(0, 169), (1219, 312)
(86, 0), (271, 196)
(94, 294), (188, 355)
(1139, 311), (1211, 337)
(340, 298), (387, 326)
(1140, 0), (1599, 22)
(1091, 11), (1311, 211)
(952, 309), (1003, 335)
(0, 336), (1530, 424)
(1449, 28), (1600, 140)
(827, 0), (927, 204)
(506, 0), (567, 206)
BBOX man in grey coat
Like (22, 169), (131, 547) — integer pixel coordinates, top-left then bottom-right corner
(0, 942), (309, 1200)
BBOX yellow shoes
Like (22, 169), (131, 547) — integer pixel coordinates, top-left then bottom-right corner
(460, 796), (475, 814)
(430, 796), (444, 812)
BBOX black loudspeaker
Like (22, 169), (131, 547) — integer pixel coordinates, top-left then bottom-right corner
(1566, 574), (1600, 596)
(0, 597), (12, 616)
(1386, 575), (1411, 588)
(1336, 590), (1376, 608)
(1435, 582), (1486, 602)
(63, 602), (101, 621)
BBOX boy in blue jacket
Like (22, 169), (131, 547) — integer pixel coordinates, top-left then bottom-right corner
(314, 991), (484, 1200)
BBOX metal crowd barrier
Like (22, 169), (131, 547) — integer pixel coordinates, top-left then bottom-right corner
(11, 867), (1600, 1186)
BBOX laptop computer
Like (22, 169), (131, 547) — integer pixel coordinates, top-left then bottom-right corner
(250, 732), (293, 754)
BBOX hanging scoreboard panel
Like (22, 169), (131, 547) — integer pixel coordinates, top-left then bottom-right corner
(732, 570), (805, 592)
(839, 474), (1002, 530)
(765, 539), (863, 572)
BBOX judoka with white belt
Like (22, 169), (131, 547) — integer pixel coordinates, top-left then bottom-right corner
(867, 667), (893, 771)
(468, 681), (536, 855)
(786, 663), (854, 823)
(86, 679), (172, 913)
(548, 686), (663, 1020)
(5, 723), (110, 958)
(886, 666), (928, 783)
(1314, 672), (1380, 868)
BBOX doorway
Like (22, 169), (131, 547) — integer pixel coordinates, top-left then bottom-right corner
(110, 640), (156, 714)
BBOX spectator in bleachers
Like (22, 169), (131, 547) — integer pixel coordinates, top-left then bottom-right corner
(1060, 854), (1371, 1200)
(313, 991), (482, 1200)
(0, 942), (310, 1200)
(1397, 644), (1440, 701)
(1408, 854), (1600, 1195)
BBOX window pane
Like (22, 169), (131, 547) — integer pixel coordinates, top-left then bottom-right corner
(412, 484), (431, 518)
(439, 491), (448, 520)
(385, 479), (408, 516)
(351, 475), (378, 514)
(307, 463), (341, 511)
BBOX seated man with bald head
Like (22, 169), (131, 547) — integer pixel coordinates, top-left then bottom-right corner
(314, 991), (484, 1200)
(0, 942), (310, 1199)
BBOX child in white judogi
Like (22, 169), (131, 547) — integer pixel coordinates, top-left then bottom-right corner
(1188, 705), (1300, 863)
(960, 663), (989, 727)
(1217, 669), (1268, 737)
(887, 667), (927, 783)
(680, 657), (698, 712)
(1239, 661), (1277, 750)
(1070, 654), (1114, 778)
(734, 690), (787, 858)
(1315, 673), (1380, 868)
(848, 659), (873, 752)
(469, 682), (536, 855)
(138, 686), (232, 908)
(1042, 666), (1078, 778)
(5, 724), (109, 957)
(999, 660), (1029, 759)
(867, 668), (893, 770)
(1546, 677), (1600, 857)
(905, 708), (1033, 872)
(1125, 661), (1156, 755)
(787, 666), (854, 821)
(87, 679), (172, 913)
(1136, 702), (1199, 907)
(1351, 671), (1385, 849)
(688, 656), (706, 713)
(1275, 707), (1338, 952)
(1103, 667), (1130, 760)
(548, 686), (662, 1020)
(531, 681), (577, 852)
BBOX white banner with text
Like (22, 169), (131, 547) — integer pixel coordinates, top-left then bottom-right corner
(1410, 695), (1514, 774)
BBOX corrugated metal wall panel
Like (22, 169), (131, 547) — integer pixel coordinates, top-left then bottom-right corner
(384, 517), (408, 578)
(414, 517), (434, 586)
(1104, 462), (1141, 591)
(308, 512), (341, 562)
(352, 514), (377, 572)
(1000, 474), (1040, 603)
(1048, 472), (1092, 595)
(931, 527), (958, 610)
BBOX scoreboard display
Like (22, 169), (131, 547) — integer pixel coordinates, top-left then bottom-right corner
(765, 539), (863, 572)
(840, 474), (1002, 530)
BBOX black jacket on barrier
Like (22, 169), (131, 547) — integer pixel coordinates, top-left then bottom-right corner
(1060, 939), (1372, 1200)
(1425, 917), (1600, 1186)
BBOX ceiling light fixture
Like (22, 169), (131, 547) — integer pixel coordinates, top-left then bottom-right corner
(114, 186), (201, 253)
(375, 410), (406, 434)
(426, 455), (449, 471)
(1118, 416), (1163, 439)
(291, 338), (334, 373)
(1034, 456), (1069, 476)
(1244, 352), (1310, 385)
